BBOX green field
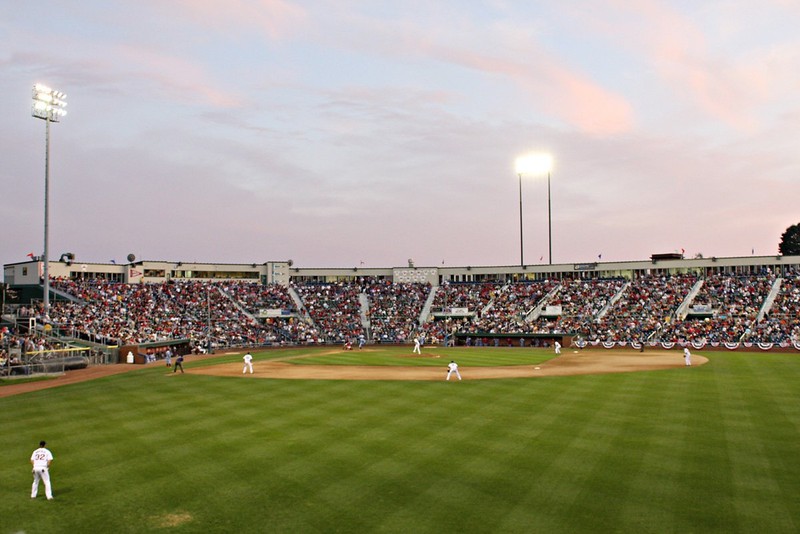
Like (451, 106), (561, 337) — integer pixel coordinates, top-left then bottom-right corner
(1, 347), (799, 533)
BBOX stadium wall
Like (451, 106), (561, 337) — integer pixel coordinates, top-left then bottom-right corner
(5, 254), (800, 288)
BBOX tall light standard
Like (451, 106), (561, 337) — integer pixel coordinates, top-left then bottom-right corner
(32, 84), (68, 318)
(515, 153), (553, 265)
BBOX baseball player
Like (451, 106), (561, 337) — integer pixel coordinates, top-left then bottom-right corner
(173, 354), (185, 373)
(684, 347), (692, 367)
(30, 440), (54, 500)
(243, 352), (253, 374)
(554, 341), (561, 354)
(413, 336), (421, 354)
(446, 360), (461, 381)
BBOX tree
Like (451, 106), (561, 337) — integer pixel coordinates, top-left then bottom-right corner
(779, 223), (800, 255)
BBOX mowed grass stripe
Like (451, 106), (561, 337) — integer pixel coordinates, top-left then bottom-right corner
(713, 353), (800, 532)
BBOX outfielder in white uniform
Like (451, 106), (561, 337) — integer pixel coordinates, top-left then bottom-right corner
(446, 360), (461, 381)
(30, 440), (54, 500)
(243, 352), (254, 374)
(683, 347), (692, 367)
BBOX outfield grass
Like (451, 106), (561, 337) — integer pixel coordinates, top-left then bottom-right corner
(1, 348), (799, 533)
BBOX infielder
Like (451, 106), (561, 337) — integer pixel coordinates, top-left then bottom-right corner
(684, 347), (692, 367)
(243, 352), (253, 374)
(446, 360), (462, 381)
(30, 440), (54, 500)
(554, 341), (561, 354)
(413, 336), (421, 354)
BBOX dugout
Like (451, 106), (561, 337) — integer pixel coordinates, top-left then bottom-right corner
(119, 339), (192, 365)
(454, 332), (574, 349)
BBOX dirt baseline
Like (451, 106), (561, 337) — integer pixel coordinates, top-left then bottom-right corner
(190, 350), (708, 381)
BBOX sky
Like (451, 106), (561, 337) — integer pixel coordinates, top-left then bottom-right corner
(2, 0), (799, 270)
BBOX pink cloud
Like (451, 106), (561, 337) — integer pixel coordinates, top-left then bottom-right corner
(320, 8), (635, 135)
(432, 46), (636, 136)
(589, 0), (778, 131)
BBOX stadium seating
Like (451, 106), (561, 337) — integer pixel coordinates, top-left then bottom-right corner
(3, 271), (796, 355)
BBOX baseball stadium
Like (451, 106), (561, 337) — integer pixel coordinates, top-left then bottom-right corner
(2, 253), (800, 532)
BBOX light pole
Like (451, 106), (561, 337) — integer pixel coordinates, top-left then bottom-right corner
(517, 170), (524, 267)
(31, 84), (67, 318)
(547, 169), (552, 265)
(515, 153), (553, 266)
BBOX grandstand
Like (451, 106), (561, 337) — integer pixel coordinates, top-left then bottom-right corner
(2, 254), (800, 366)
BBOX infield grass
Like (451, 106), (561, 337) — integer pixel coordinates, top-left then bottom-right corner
(1, 347), (799, 533)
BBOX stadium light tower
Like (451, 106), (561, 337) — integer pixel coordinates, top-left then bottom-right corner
(515, 153), (553, 266)
(32, 83), (68, 317)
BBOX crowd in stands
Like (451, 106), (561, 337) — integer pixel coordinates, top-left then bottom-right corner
(530, 278), (627, 335)
(5, 271), (799, 352)
(659, 273), (777, 343)
(48, 279), (270, 347)
(450, 281), (560, 335)
(747, 270), (800, 343)
(365, 281), (430, 342)
(291, 281), (364, 343)
(590, 275), (697, 342)
(220, 281), (321, 344)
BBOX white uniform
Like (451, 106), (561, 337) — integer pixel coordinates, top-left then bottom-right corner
(684, 348), (692, 366)
(446, 361), (461, 381)
(554, 341), (561, 354)
(30, 444), (54, 500)
(243, 353), (253, 374)
(413, 337), (421, 354)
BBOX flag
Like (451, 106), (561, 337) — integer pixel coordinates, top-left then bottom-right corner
(598, 254), (602, 259)
(110, 259), (116, 264)
(26, 252), (34, 259)
(681, 248), (685, 255)
(751, 248), (754, 255)
(539, 255), (543, 261)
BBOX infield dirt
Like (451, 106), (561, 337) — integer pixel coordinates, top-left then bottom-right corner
(190, 349), (706, 381)
(0, 350), (707, 397)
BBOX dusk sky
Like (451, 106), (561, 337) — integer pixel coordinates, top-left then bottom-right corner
(3, 0), (799, 270)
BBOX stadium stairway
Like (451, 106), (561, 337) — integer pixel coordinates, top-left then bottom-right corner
(676, 279), (704, 320)
(418, 286), (437, 325)
(757, 277), (783, 321)
(359, 292), (370, 335)
(596, 281), (631, 320)
(526, 284), (562, 322)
